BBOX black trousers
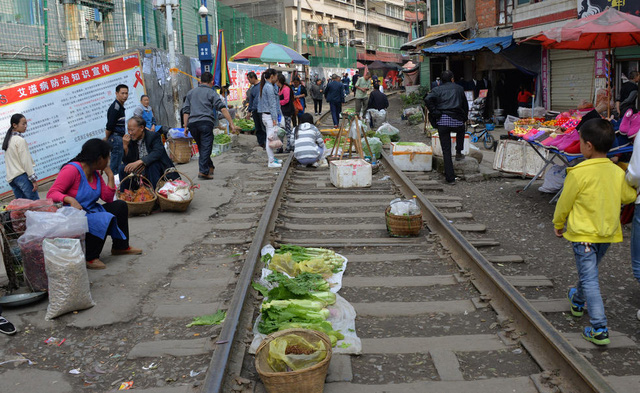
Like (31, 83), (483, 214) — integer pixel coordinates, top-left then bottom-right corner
(85, 200), (130, 261)
(252, 111), (266, 147)
(313, 99), (323, 113)
(437, 125), (465, 182)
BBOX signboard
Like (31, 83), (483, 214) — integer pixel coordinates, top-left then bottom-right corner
(0, 53), (145, 195)
(541, 48), (549, 109)
(578, 1), (640, 19)
(226, 62), (268, 108)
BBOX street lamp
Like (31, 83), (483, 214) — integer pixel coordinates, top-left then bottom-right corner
(197, 2), (213, 74)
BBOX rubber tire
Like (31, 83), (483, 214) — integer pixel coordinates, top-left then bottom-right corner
(483, 133), (495, 150)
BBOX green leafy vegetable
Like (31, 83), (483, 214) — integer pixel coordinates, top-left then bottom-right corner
(186, 310), (226, 327)
(214, 134), (232, 144)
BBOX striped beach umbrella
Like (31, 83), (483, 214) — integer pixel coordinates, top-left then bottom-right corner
(213, 30), (230, 88)
(230, 42), (310, 65)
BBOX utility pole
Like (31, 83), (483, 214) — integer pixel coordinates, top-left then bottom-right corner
(158, 0), (181, 126)
(297, 0), (302, 54)
(63, 0), (82, 65)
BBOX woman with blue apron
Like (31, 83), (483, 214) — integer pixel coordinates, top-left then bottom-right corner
(47, 139), (142, 269)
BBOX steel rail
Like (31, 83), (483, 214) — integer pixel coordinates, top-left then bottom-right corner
(202, 154), (294, 393)
(380, 150), (615, 393)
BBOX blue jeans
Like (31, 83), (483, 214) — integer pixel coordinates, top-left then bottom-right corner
(572, 242), (610, 328)
(108, 134), (124, 174)
(9, 173), (39, 200)
(189, 120), (214, 174)
(329, 102), (342, 128)
(631, 205), (640, 286)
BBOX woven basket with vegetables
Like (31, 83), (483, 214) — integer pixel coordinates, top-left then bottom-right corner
(116, 173), (157, 216)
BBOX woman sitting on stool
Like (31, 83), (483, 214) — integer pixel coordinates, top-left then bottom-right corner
(47, 139), (142, 270)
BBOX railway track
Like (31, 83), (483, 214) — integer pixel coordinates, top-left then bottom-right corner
(199, 146), (630, 393)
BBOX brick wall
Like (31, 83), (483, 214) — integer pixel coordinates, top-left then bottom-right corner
(476, 0), (497, 30)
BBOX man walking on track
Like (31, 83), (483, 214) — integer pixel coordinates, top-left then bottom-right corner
(324, 74), (345, 129)
(425, 70), (468, 184)
(182, 72), (237, 180)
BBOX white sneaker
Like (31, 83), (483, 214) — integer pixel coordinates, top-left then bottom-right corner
(268, 161), (282, 168)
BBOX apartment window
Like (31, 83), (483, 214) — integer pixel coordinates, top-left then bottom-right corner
(430, 0), (465, 25)
(498, 0), (514, 24)
(386, 4), (403, 19)
(378, 32), (406, 50)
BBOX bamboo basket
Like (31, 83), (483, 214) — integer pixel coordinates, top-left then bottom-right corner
(168, 138), (192, 164)
(385, 206), (422, 237)
(255, 329), (332, 393)
(155, 169), (194, 212)
(116, 173), (156, 216)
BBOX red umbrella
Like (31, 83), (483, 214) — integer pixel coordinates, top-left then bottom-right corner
(524, 7), (640, 116)
(525, 7), (640, 50)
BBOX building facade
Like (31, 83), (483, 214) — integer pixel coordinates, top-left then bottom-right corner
(220, 0), (411, 65)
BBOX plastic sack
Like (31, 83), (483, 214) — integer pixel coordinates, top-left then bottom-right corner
(539, 164), (567, 193)
(403, 106), (421, 118)
(376, 122), (400, 142)
(276, 127), (286, 139)
(517, 107), (546, 118)
(348, 119), (369, 139)
(17, 207), (88, 291)
(267, 334), (327, 372)
(167, 128), (191, 139)
(6, 198), (57, 233)
(362, 137), (382, 159)
(43, 238), (95, 320)
(390, 198), (420, 216)
(158, 180), (190, 201)
(268, 253), (298, 277)
(268, 133), (283, 149)
(504, 115), (519, 132)
(367, 109), (387, 130)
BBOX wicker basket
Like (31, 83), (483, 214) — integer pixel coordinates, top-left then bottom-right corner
(168, 138), (192, 164)
(385, 206), (422, 237)
(255, 329), (332, 393)
(155, 169), (194, 212)
(116, 174), (156, 216)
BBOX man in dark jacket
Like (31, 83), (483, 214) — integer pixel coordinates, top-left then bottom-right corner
(325, 74), (345, 128)
(368, 82), (389, 111)
(425, 70), (469, 184)
(121, 116), (178, 189)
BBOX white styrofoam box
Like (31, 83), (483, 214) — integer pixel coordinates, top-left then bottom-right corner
(391, 142), (433, 171)
(330, 159), (372, 188)
(493, 139), (548, 178)
(431, 133), (470, 156)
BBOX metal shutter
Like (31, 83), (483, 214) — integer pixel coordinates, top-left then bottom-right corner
(550, 50), (595, 111)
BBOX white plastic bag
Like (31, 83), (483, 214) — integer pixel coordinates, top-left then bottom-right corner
(18, 207), (89, 292)
(389, 198), (420, 216)
(44, 238), (95, 320)
(517, 106), (547, 118)
(539, 165), (566, 193)
(367, 109), (387, 129)
(504, 115), (519, 132)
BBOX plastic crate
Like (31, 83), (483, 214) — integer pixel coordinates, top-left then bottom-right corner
(211, 142), (232, 157)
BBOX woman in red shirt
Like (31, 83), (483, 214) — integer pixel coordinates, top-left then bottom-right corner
(47, 139), (142, 269)
(517, 85), (533, 107)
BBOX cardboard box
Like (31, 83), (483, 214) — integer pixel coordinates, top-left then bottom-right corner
(391, 142), (432, 171)
(330, 159), (372, 188)
(493, 139), (548, 178)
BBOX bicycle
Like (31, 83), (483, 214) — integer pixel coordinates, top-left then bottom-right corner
(466, 123), (495, 150)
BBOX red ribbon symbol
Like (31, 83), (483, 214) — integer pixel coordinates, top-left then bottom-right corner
(133, 70), (143, 88)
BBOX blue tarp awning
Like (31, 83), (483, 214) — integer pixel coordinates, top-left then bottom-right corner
(422, 36), (513, 54)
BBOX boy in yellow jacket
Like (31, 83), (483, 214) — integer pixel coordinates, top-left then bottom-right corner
(553, 118), (637, 345)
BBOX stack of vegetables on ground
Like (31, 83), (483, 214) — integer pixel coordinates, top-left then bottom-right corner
(253, 272), (345, 346)
(262, 245), (345, 278)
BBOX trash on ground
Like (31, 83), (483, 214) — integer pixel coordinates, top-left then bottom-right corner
(44, 337), (66, 346)
(118, 381), (134, 390)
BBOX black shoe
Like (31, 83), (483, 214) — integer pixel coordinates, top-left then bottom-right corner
(455, 153), (465, 161)
(0, 316), (17, 335)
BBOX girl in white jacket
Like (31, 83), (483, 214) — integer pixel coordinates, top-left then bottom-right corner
(3, 113), (38, 200)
